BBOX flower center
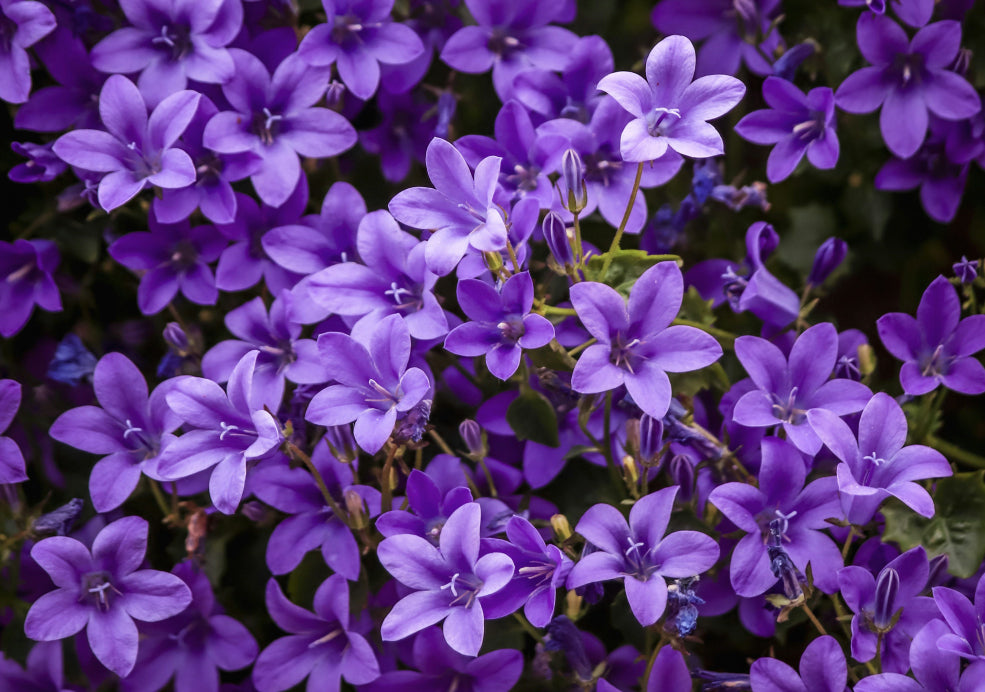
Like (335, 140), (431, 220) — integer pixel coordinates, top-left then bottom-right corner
(252, 108), (283, 146)
(609, 333), (642, 373)
(645, 107), (682, 137)
(81, 571), (120, 611)
(150, 23), (193, 61)
(440, 571), (482, 608)
(486, 28), (521, 58)
(770, 387), (805, 424)
(497, 316), (525, 345)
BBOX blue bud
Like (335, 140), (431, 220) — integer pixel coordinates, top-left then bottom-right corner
(543, 212), (574, 268)
(808, 237), (848, 286)
(561, 148), (587, 214)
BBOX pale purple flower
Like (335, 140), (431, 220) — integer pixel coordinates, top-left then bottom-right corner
(0, 238), (61, 337)
(597, 35), (745, 162)
(24, 516), (192, 677)
(0, 0), (56, 103)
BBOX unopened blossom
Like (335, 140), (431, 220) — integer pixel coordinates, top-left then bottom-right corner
(597, 35), (745, 162)
(0, 380), (27, 484)
(0, 238), (61, 337)
(567, 486), (720, 626)
(25, 516), (192, 677)
(877, 274), (985, 395)
(835, 14), (980, 158)
(52, 75), (200, 211)
(735, 77), (839, 182)
(0, 0), (56, 103)
(570, 261), (723, 420)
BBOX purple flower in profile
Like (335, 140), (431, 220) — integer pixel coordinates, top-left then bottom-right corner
(50, 353), (182, 512)
(305, 314), (432, 455)
(597, 35), (745, 162)
(109, 214), (226, 315)
(566, 486), (720, 626)
(0, 0), (56, 103)
(24, 516), (192, 677)
(389, 137), (508, 276)
(378, 502), (514, 656)
(933, 572), (985, 664)
(731, 322), (873, 455)
(736, 77), (839, 182)
(297, 0), (424, 100)
(203, 50), (357, 207)
(750, 635), (849, 692)
(444, 272), (554, 381)
(440, 0), (577, 100)
(0, 380), (27, 484)
(808, 392), (951, 526)
(570, 261), (723, 420)
(252, 576), (380, 692)
(877, 275), (985, 395)
(89, 0), (242, 106)
(835, 14), (981, 158)
(709, 437), (844, 597)
(158, 351), (285, 514)
(0, 238), (61, 337)
(120, 560), (258, 692)
(839, 0), (935, 29)
(52, 75), (200, 211)
(853, 619), (970, 692)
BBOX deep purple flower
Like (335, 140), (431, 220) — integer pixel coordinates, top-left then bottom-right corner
(933, 572), (985, 664)
(378, 502), (514, 656)
(389, 137), (508, 276)
(89, 0), (242, 106)
(120, 560), (258, 692)
(0, 641), (66, 691)
(24, 516), (192, 677)
(839, 0), (934, 29)
(203, 50), (356, 207)
(444, 272), (554, 380)
(0, 0), (56, 103)
(835, 14), (980, 158)
(808, 392), (951, 525)
(808, 237), (849, 286)
(0, 238), (61, 337)
(298, 0), (424, 100)
(953, 256), (979, 284)
(749, 635), (849, 692)
(252, 576), (379, 691)
(853, 619), (970, 692)
(359, 90), (432, 182)
(50, 353), (182, 512)
(0, 380), (27, 484)
(877, 274), (985, 395)
(108, 214), (226, 315)
(512, 35), (613, 123)
(567, 486), (720, 626)
(735, 77), (839, 182)
(376, 467), (473, 543)
(9, 141), (67, 183)
(305, 314), (432, 454)
(731, 322), (873, 455)
(597, 35), (745, 162)
(52, 75), (200, 211)
(570, 261), (723, 419)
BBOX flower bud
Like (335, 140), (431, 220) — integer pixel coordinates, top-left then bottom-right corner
(459, 419), (485, 458)
(550, 513), (573, 542)
(32, 498), (84, 537)
(345, 489), (367, 530)
(325, 424), (358, 464)
(669, 454), (695, 501)
(622, 455), (639, 486)
(639, 414), (663, 466)
(163, 322), (190, 353)
(47, 333), (97, 386)
(325, 80), (347, 106)
(808, 237), (848, 286)
(873, 567), (900, 630)
(543, 212), (574, 268)
(561, 148), (587, 214)
(953, 255), (980, 284)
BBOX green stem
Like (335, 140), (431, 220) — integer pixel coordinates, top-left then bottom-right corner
(476, 456), (498, 497)
(512, 612), (543, 642)
(841, 525), (856, 561)
(147, 479), (171, 517)
(572, 211), (584, 266)
(926, 434), (985, 468)
(287, 442), (348, 524)
(566, 337), (596, 358)
(599, 162), (644, 278)
(641, 635), (667, 690)
(539, 305), (577, 316)
(505, 239), (521, 274)
(428, 429), (456, 457)
(913, 389), (945, 443)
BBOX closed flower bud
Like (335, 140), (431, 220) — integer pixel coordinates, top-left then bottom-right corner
(163, 321), (190, 353)
(873, 567), (901, 630)
(639, 414), (663, 466)
(808, 237), (848, 286)
(551, 513), (573, 541)
(344, 489), (367, 529)
(32, 497), (84, 537)
(561, 148), (587, 214)
(669, 454), (695, 501)
(543, 212), (574, 268)
(459, 419), (485, 458)
(622, 455), (639, 485)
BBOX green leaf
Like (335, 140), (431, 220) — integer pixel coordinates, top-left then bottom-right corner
(881, 471), (985, 578)
(583, 250), (680, 295)
(680, 286), (717, 326)
(507, 389), (559, 448)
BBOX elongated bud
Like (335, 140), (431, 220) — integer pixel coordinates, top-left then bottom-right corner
(344, 489), (367, 530)
(551, 513), (573, 541)
(325, 424), (358, 463)
(669, 454), (695, 501)
(858, 343), (876, 378)
(543, 212), (574, 268)
(561, 148), (587, 214)
(639, 414), (663, 466)
(163, 322), (190, 353)
(622, 455), (639, 485)
(808, 237), (848, 286)
(32, 498), (84, 537)
(459, 419), (485, 458)
(873, 567), (900, 630)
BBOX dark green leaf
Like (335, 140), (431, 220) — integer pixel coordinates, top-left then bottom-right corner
(583, 250), (680, 296)
(507, 389), (559, 448)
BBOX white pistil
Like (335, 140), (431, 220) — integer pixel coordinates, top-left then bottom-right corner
(440, 572), (461, 597)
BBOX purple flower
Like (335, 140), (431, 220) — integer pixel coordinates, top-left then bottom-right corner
(709, 437), (843, 596)
(49, 353), (182, 512)
(0, 0), (56, 103)
(597, 35), (745, 162)
(252, 576), (379, 692)
(89, 0), (242, 106)
(0, 641), (66, 691)
(854, 619), (970, 692)
(158, 351), (285, 514)
(512, 35), (613, 123)
(24, 516), (192, 677)
(305, 314), (432, 454)
(52, 75), (200, 211)
(108, 214), (226, 315)
(877, 274), (985, 395)
(120, 560), (258, 692)
(567, 486), (720, 626)
(0, 238), (61, 337)
(0, 380), (27, 484)
(934, 572), (985, 663)
(953, 255), (979, 284)
(835, 14), (981, 158)
(440, 0), (578, 101)
(749, 635), (849, 692)
(736, 77), (839, 182)
(444, 272), (554, 381)
(9, 141), (67, 183)
(389, 137), (508, 276)
(359, 90), (432, 182)
(378, 502), (515, 656)
(569, 261), (723, 419)
(808, 392), (951, 525)
(376, 467), (473, 543)
(731, 322), (872, 455)
(298, 0), (424, 100)
(302, 210), (448, 340)
(203, 50), (357, 207)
